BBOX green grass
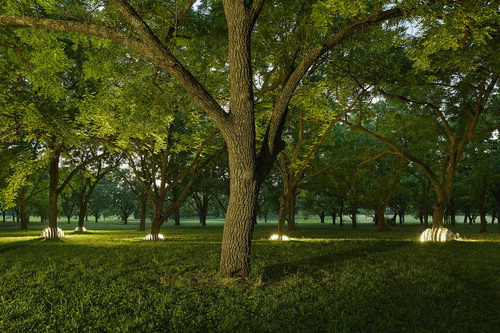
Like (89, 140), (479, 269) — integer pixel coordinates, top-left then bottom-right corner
(1, 220), (499, 332)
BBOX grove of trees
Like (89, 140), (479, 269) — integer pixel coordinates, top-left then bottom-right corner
(0, 0), (498, 277)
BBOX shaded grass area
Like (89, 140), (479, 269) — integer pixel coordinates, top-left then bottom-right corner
(1, 223), (499, 332)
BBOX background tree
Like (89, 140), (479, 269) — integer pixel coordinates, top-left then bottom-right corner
(112, 170), (138, 225)
(88, 177), (115, 224)
(68, 147), (122, 231)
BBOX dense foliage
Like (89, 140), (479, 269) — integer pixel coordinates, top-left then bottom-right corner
(0, 1), (498, 277)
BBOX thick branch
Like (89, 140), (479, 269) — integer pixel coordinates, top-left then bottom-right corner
(0, 15), (145, 50)
(108, 0), (227, 124)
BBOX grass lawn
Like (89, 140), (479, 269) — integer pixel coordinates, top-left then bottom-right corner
(1, 219), (499, 332)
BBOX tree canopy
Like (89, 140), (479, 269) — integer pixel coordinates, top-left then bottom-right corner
(0, 0), (498, 277)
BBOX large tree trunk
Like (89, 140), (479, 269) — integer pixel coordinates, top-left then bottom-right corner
(150, 216), (162, 236)
(19, 198), (29, 230)
(220, 149), (259, 276)
(77, 204), (87, 231)
(219, 4), (261, 277)
(374, 203), (389, 231)
(149, 200), (165, 237)
(432, 188), (449, 229)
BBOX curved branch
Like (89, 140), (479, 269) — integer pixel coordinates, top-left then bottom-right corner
(340, 119), (443, 191)
(378, 88), (455, 140)
(257, 7), (405, 181)
(0, 7), (228, 126)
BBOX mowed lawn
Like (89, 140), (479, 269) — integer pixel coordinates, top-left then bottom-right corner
(1, 220), (499, 332)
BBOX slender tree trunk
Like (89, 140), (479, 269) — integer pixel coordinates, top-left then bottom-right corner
(138, 191), (147, 231)
(277, 194), (287, 238)
(173, 206), (180, 226)
(448, 199), (456, 226)
(172, 186), (181, 226)
(476, 169), (489, 232)
(197, 194), (209, 226)
(331, 211), (336, 225)
(47, 147), (61, 235)
(199, 201), (208, 226)
(287, 188), (297, 231)
(350, 201), (357, 228)
(478, 193), (488, 234)
(339, 199), (344, 227)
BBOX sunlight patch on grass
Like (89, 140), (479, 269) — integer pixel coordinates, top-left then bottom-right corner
(0, 236), (40, 243)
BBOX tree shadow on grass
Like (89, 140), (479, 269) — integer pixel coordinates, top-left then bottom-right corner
(0, 237), (57, 254)
(259, 240), (412, 283)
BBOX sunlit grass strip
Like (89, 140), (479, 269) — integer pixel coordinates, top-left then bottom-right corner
(41, 227), (64, 239)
